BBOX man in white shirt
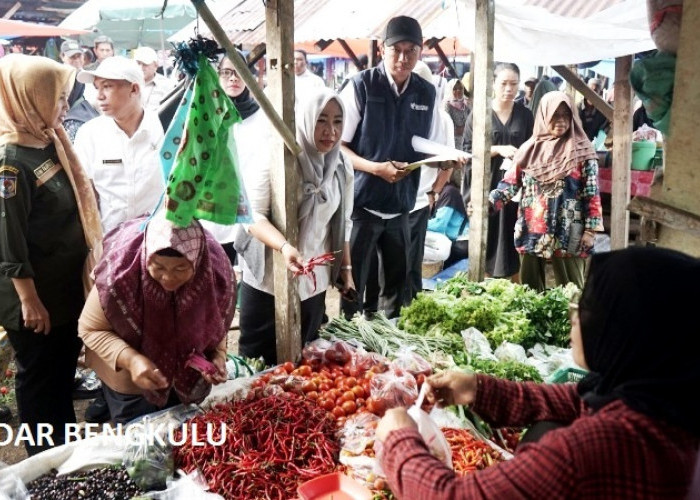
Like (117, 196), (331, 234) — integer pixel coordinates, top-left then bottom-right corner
(133, 46), (176, 112)
(294, 49), (325, 105)
(338, 16), (445, 319)
(74, 56), (165, 234)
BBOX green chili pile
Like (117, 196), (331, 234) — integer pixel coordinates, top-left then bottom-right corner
(173, 392), (340, 499)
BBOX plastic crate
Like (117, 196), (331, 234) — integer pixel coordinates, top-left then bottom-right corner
(547, 367), (588, 384)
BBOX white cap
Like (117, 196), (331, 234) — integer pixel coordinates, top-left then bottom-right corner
(77, 56), (145, 88)
(133, 46), (158, 65)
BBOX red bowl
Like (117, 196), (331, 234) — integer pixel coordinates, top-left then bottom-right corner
(297, 472), (374, 500)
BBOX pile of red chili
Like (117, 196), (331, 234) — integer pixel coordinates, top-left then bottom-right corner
(173, 392), (340, 499)
(442, 428), (504, 475)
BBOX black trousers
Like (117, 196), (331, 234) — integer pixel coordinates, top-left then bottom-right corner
(364, 206), (430, 311)
(406, 206), (431, 302)
(6, 321), (81, 455)
(238, 282), (326, 365)
(102, 385), (181, 425)
(341, 211), (410, 319)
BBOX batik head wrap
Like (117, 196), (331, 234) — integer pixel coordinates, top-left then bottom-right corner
(94, 212), (234, 405)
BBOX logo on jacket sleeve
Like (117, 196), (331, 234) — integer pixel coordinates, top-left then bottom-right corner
(0, 166), (18, 199)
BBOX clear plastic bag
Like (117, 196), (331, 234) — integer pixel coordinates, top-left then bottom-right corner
(461, 327), (498, 361)
(391, 346), (432, 378)
(338, 412), (380, 455)
(347, 349), (390, 375)
(139, 469), (224, 499)
(301, 338), (333, 366)
(123, 416), (175, 491)
(369, 367), (418, 410)
(406, 384), (453, 469)
(0, 470), (28, 500)
(494, 342), (528, 363)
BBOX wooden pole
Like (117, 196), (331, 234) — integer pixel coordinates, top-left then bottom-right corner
(368, 40), (378, 67)
(610, 55), (633, 249)
(191, 0), (301, 157)
(337, 39), (361, 68)
(468, 0), (494, 282)
(426, 38), (458, 78)
(264, 0), (302, 362)
(655, 0), (700, 255)
(552, 64), (614, 122)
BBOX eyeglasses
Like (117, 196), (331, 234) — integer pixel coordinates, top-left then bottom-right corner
(385, 45), (420, 59)
(218, 68), (239, 79)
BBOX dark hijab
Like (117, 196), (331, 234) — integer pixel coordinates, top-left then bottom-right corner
(577, 247), (700, 436)
(232, 86), (259, 120)
(222, 50), (259, 120)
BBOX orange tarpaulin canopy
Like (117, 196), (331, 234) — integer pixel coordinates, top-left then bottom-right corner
(294, 37), (470, 58)
(0, 19), (89, 38)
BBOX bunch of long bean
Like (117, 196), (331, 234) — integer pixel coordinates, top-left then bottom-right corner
(320, 314), (463, 366)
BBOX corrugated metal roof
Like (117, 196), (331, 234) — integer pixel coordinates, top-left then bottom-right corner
(177, 0), (643, 60)
(180, 0), (471, 47)
(522, 0), (625, 18)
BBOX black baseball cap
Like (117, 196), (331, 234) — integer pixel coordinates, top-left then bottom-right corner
(384, 16), (422, 47)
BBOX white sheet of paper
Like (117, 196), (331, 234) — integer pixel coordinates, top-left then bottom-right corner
(412, 135), (472, 159)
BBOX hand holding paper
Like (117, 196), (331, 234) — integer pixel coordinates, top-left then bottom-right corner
(406, 136), (472, 171)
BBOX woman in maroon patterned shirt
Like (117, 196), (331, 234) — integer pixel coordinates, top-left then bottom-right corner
(377, 246), (700, 499)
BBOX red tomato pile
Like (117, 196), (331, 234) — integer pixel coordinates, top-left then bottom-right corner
(251, 355), (424, 424)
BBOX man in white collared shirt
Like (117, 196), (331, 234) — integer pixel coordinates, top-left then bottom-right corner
(133, 46), (176, 112)
(74, 56), (165, 233)
(338, 16), (444, 319)
(294, 49), (325, 106)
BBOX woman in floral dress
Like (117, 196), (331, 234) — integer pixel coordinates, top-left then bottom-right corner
(489, 91), (603, 291)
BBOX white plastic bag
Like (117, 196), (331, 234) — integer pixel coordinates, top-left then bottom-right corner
(423, 231), (452, 262)
(139, 469), (224, 499)
(461, 327), (498, 361)
(405, 384), (453, 469)
(494, 342), (527, 363)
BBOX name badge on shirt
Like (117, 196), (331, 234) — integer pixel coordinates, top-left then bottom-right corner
(103, 159), (123, 164)
(33, 160), (62, 187)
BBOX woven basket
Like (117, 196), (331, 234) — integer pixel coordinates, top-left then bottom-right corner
(421, 260), (444, 278)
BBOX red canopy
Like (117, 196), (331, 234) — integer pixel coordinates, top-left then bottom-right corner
(0, 19), (89, 38)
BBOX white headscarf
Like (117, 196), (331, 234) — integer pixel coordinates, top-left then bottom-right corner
(296, 88), (345, 257)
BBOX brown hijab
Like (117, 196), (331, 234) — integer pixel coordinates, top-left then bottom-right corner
(0, 54), (102, 293)
(513, 91), (597, 186)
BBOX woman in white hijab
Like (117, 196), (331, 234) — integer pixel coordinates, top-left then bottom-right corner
(236, 88), (355, 365)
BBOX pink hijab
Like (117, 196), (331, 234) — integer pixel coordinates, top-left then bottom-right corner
(94, 213), (234, 405)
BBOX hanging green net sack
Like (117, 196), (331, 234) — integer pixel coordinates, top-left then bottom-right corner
(164, 53), (252, 227)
